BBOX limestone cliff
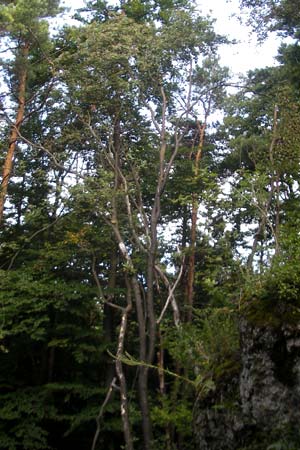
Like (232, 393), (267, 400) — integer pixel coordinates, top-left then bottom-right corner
(194, 310), (300, 449)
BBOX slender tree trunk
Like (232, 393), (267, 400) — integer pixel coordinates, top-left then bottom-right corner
(131, 276), (153, 450)
(145, 133), (167, 365)
(135, 92), (169, 449)
(48, 347), (55, 382)
(146, 202), (159, 364)
(115, 277), (133, 450)
(157, 330), (172, 450)
(16, 174), (26, 226)
(275, 173), (280, 255)
(0, 43), (29, 224)
(247, 186), (275, 270)
(110, 112), (153, 448)
(247, 104), (279, 269)
(104, 247), (118, 386)
(157, 330), (165, 396)
(110, 222), (152, 449)
(186, 122), (205, 322)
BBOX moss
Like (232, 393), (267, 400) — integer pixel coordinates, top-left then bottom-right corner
(237, 425), (300, 450)
(212, 400), (239, 412)
(199, 352), (242, 410)
(242, 294), (300, 330)
(213, 353), (241, 383)
(241, 258), (300, 330)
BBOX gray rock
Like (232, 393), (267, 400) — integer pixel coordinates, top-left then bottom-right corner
(193, 318), (300, 449)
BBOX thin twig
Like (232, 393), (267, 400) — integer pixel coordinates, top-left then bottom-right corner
(91, 254), (125, 312)
(6, 212), (65, 270)
(156, 263), (184, 327)
(91, 377), (118, 450)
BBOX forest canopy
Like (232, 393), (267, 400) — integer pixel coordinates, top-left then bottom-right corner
(0, 0), (300, 449)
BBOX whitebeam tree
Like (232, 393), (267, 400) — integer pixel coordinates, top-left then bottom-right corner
(55, 4), (227, 447)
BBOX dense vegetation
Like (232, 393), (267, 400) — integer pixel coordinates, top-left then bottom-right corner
(0, 0), (300, 448)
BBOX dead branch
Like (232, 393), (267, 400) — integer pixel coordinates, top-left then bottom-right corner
(91, 376), (118, 450)
(155, 263), (183, 327)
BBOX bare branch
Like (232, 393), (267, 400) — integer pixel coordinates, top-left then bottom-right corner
(3, 120), (85, 179)
(91, 254), (105, 300)
(115, 167), (148, 254)
(145, 101), (162, 135)
(6, 212), (65, 270)
(131, 168), (151, 243)
(92, 253), (125, 312)
(155, 263), (183, 327)
(91, 377), (118, 450)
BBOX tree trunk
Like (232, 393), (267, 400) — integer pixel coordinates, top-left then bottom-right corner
(104, 246), (118, 386)
(131, 276), (153, 450)
(186, 122), (206, 322)
(0, 43), (29, 224)
(247, 105), (279, 270)
(115, 277), (133, 450)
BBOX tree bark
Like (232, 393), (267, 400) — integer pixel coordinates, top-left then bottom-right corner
(115, 276), (133, 450)
(0, 42), (29, 224)
(186, 121), (206, 322)
(104, 246), (118, 386)
(131, 276), (153, 450)
(109, 111), (153, 449)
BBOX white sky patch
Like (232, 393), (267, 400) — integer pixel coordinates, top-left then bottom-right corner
(198, 0), (280, 74)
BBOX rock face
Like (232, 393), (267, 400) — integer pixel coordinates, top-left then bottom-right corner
(193, 318), (300, 449)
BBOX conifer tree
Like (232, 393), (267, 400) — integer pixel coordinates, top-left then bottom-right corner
(0, 0), (61, 223)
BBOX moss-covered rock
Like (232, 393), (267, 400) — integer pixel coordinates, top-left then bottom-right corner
(193, 315), (300, 449)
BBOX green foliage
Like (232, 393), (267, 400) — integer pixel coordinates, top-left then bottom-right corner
(1, 0), (300, 448)
(240, 0), (300, 39)
(0, 0), (61, 42)
(267, 442), (298, 450)
(242, 249), (300, 329)
(237, 425), (300, 450)
(0, 240), (111, 449)
(151, 396), (195, 449)
(196, 309), (239, 367)
(162, 308), (240, 386)
(0, 389), (50, 450)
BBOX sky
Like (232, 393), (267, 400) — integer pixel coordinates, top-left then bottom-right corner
(61, 0), (281, 76)
(198, 0), (280, 74)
